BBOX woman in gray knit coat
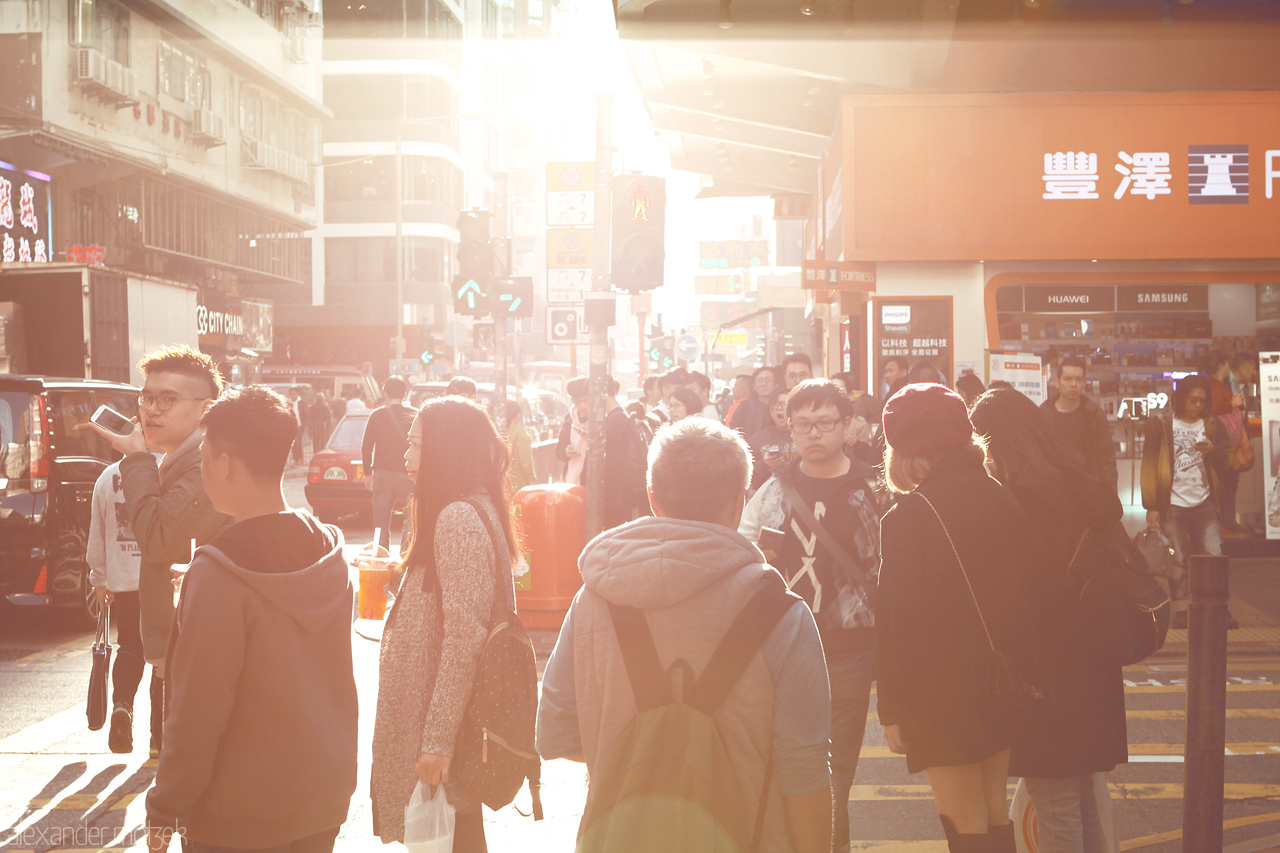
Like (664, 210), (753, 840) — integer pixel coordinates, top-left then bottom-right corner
(370, 396), (518, 852)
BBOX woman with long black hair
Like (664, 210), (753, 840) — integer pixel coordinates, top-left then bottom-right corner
(370, 396), (519, 852)
(876, 383), (1047, 853)
(969, 387), (1127, 853)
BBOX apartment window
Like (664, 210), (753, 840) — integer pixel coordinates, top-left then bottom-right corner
(405, 157), (459, 206)
(159, 40), (210, 108)
(241, 87), (319, 158)
(325, 157), (395, 202)
(70, 0), (130, 65)
(403, 237), (446, 283)
(481, 0), (497, 39)
(325, 237), (394, 283)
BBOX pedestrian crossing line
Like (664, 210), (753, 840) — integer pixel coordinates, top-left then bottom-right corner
(1125, 683), (1280, 693)
(847, 783), (1280, 801)
(1127, 660), (1280, 672)
(0, 704), (86, 775)
(866, 708), (1280, 724)
(856, 742), (1280, 759)
(13, 633), (94, 665)
(848, 844), (947, 851)
(1118, 809), (1280, 850)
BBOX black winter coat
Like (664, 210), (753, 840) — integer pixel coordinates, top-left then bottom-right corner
(876, 452), (1049, 775)
(1005, 469), (1129, 779)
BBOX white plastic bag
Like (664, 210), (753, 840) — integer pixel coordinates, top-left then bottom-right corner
(404, 781), (455, 853)
(1010, 774), (1117, 853)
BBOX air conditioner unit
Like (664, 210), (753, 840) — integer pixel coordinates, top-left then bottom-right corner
(303, 10), (322, 26)
(192, 108), (227, 145)
(116, 67), (139, 106)
(75, 48), (106, 88)
(104, 59), (122, 94)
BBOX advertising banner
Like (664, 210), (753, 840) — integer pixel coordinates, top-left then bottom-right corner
(987, 352), (1047, 406)
(1261, 352), (1280, 539)
(872, 296), (953, 398)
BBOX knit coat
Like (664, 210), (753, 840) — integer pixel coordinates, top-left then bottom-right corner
(370, 494), (514, 841)
(875, 452), (1049, 775)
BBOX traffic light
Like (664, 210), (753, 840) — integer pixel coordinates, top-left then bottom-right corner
(453, 275), (489, 318)
(611, 175), (666, 293)
(454, 210), (492, 318)
(493, 276), (534, 319)
(647, 335), (674, 370)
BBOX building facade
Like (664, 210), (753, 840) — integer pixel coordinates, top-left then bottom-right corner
(0, 0), (324, 383)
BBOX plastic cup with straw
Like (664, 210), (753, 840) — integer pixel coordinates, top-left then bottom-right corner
(357, 528), (392, 620)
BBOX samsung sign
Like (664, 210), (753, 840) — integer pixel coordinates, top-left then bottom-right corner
(1116, 285), (1208, 312)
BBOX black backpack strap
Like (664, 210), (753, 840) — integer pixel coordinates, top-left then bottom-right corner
(777, 475), (876, 602)
(690, 572), (803, 718)
(607, 602), (672, 712)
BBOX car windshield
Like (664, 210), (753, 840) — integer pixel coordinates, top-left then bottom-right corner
(0, 392), (32, 481)
(327, 416), (368, 450)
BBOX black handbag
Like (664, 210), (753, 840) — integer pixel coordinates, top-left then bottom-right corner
(87, 603), (112, 731)
(916, 493), (1052, 710)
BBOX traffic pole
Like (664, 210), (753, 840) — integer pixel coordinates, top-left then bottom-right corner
(585, 93), (614, 542)
(1182, 553), (1229, 853)
(493, 172), (509, 431)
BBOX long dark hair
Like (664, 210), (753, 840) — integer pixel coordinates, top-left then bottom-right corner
(1172, 373), (1212, 419)
(403, 397), (518, 580)
(968, 387), (1069, 488)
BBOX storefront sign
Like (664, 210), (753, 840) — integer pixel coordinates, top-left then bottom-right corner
(841, 92), (1280, 261)
(0, 161), (50, 264)
(988, 352), (1046, 405)
(197, 292), (243, 346)
(699, 240), (770, 269)
(872, 297), (953, 396)
(1023, 285), (1116, 313)
(1260, 352), (1280, 539)
(1115, 285), (1208, 312)
(240, 298), (273, 352)
(801, 260), (876, 292)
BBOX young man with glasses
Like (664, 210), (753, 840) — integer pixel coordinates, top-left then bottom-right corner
(87, 344), (233, 757)
(739, 379), (882, 853)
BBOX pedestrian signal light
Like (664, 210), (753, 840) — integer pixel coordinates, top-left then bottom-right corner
(611, 175), (665, 293)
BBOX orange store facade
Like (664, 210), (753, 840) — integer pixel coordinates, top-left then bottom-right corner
(816, 91), (1280, 527)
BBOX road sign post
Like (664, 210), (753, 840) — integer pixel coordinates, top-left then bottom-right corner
(586, 94), (613, 541)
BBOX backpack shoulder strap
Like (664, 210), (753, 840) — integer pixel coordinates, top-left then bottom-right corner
(607, 602), (672, 712)
(776, 475), (876, 595)
(691, 572), (803, 718)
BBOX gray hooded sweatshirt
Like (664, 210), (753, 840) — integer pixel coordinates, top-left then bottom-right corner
(146, 510), (358, 848)
(537, 516), (831, 853)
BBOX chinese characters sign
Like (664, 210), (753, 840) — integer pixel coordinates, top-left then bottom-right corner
(872, 296), (953, 397)
(0, 161), (50, 265)
(1259, 352), (1280, 539)
(842, 92), (1280, 261)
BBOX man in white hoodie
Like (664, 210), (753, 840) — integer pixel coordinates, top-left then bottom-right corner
(537, 418), (833, 853)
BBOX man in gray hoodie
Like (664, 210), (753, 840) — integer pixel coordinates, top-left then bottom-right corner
(537, 418), (833, 853)
(145, 387), (358, 852)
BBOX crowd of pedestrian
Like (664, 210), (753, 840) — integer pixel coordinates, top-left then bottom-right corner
(77, 341), (1249, 853)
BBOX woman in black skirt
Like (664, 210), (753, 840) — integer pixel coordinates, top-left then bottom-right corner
(876, 383), (1049, 853)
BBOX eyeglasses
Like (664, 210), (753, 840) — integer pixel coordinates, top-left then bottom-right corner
(138, 394), (209, 412)
(789, 419), (841, 435)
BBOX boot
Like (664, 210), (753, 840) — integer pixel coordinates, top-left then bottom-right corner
(986, 821), (1016, 853)
(940, 815), (993, 853)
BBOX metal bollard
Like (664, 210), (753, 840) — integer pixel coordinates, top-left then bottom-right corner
(1182, 554), (1230, 853)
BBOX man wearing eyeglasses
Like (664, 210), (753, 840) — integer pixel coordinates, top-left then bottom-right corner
(87, 344), (233, 758)
(739, 379), (882, 853)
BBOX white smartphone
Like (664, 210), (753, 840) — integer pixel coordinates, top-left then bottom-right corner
(90, 404), (135, 437)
